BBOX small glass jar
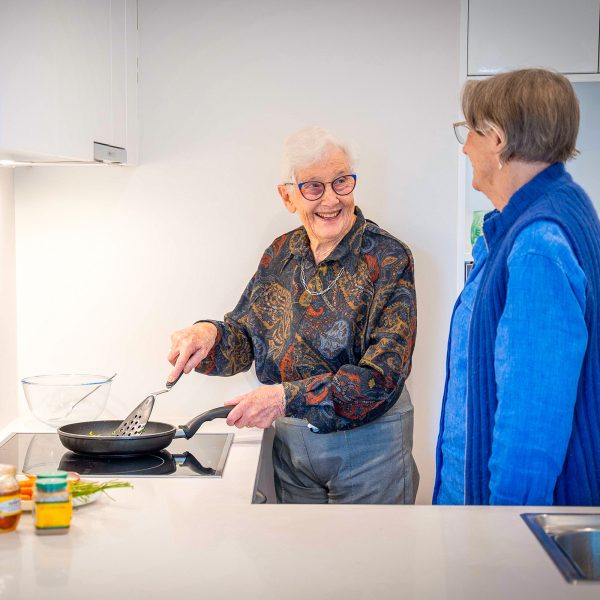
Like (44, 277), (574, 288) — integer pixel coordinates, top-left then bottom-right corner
(0, 464), (22, 533)
(33, 478), (72, 535)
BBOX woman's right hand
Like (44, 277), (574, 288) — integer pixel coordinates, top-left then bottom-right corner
(167, 322), (218, 383)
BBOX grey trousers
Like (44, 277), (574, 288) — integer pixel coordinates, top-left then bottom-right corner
(272, 386), (419, 504)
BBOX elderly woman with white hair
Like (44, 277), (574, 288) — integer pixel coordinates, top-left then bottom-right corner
(167, 127), (418, 504)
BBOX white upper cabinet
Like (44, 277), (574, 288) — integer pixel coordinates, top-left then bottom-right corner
(467, 0), (600, 75)
(0, 1), (137, 164)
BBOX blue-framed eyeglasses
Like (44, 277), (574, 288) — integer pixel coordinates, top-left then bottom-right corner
(286, 173), (357, 201)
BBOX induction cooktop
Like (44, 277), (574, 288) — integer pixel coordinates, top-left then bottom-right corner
(0, 432), (234, 478)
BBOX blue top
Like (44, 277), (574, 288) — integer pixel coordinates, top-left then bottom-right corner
(434, 162), (600, 506)
(437, 220), (587, 504)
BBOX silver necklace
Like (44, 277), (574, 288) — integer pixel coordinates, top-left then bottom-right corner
(300, 261), (345, 296)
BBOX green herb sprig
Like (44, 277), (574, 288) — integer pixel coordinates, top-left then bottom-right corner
(71, 479), (133, 501)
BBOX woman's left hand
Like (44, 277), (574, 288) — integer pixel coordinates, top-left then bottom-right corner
(224, 385), (285, 428)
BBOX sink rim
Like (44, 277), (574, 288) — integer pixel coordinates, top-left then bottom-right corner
(522, 512), (600, 584)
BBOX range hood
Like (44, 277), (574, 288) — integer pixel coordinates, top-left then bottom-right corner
(0, 142), (127, 167)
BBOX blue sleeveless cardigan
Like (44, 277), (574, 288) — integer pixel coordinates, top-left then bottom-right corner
(434, 163), (600, 505)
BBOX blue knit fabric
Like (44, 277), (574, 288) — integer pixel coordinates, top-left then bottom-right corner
(434, 163), (600, 505)
(436, 222), (587, 505)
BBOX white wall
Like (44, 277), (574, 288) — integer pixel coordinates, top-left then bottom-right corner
(0, 168), (17, 427)
(14, 0), (461, 503)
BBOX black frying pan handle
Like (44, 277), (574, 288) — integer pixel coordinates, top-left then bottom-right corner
(178, 406), (234, 439)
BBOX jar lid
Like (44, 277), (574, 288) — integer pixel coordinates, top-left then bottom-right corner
(36, 478), (68, 492)
(36, 470), (68, 480)
(0, 464), (16, 476)
(0, 474), (19, 494)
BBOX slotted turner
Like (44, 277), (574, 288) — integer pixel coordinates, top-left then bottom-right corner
(114, 372), (183, 436)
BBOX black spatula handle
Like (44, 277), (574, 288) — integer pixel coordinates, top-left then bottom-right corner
(166, 370), (183, 389)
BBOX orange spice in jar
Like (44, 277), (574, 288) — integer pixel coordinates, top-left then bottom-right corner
(0, 464), (22, 533)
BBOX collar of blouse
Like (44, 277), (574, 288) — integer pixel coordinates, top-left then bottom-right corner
(288, 206), (366, 273)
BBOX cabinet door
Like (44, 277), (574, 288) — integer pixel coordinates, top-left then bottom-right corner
(0, 0), (135, 162)
(468, 0), (600, 75)
(54, 1), (114, 160)
(0, 2), (61, 160)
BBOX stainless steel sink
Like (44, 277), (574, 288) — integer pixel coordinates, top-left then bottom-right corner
(522, 513), (600, 583)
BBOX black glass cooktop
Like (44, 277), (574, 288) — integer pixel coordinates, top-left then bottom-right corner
(0, 432), (234, 478)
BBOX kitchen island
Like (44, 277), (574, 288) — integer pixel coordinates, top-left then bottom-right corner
(0, 419), (598, 600)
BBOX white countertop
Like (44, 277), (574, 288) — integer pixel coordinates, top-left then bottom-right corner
(0, 418), (599, 600)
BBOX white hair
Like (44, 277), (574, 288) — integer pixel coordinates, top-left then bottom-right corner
(280, 126), (357, 183)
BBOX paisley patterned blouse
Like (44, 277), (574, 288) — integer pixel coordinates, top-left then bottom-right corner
(197, 207), (417, 433)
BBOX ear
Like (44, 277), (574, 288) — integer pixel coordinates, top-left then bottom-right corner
(277, 184), (297, 214)
(490, 124), (507, 158)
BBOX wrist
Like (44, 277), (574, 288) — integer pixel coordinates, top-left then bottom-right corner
(193, 321), (219, 347)
(205, 322), (218, 346)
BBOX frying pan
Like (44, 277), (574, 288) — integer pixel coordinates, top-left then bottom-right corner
(57, 406), (233, 456)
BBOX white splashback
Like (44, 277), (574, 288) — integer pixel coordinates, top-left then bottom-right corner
(0, 169), (17, 428)
(14, 0), (461, 503)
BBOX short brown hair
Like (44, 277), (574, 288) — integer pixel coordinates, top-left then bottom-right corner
(461, 69), (579, 164)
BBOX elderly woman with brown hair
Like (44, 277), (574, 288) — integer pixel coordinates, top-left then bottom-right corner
(434, 69), (600, 506)
(168, 127), (418, 504)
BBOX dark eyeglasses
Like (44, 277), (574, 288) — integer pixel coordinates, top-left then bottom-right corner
(287, 173), (357, 201)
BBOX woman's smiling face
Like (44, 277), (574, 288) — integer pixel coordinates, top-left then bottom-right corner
(278, 146), (356, 261)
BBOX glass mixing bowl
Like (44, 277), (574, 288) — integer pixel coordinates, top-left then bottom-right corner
(22, 374), (113, 427)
